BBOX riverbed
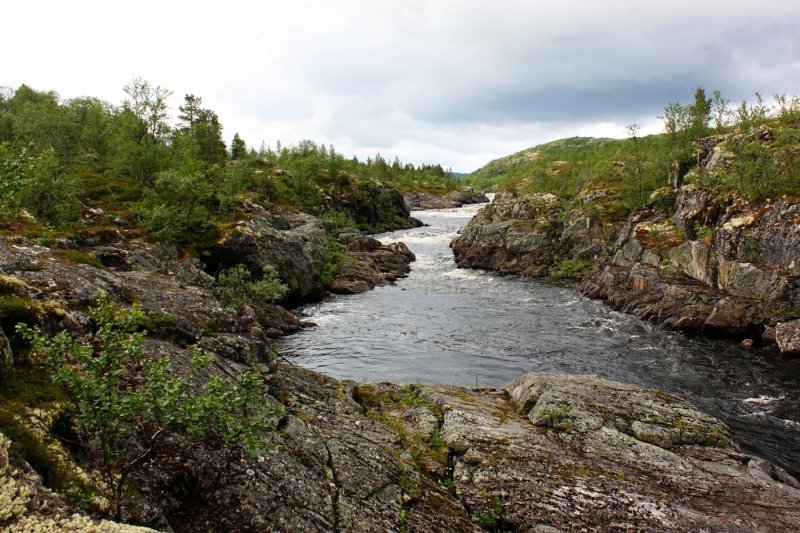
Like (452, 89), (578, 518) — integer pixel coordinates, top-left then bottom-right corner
(278, 202), (800, 476)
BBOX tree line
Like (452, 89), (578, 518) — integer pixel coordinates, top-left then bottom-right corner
(0, 79), (459, 240)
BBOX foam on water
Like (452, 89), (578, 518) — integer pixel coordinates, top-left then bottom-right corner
(281, 201), (800, 476)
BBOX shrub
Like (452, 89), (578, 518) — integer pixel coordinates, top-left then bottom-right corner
(0, 146), (80, 227)
(549, 258), (592, 279)
(318, 240), (349, 288)
(215, 264), (289, 308)
(322, 211), (358, 230)
(16, 296), (278, 521)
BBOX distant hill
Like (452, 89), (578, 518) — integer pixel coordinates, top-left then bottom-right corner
(462, 135), (659, 203)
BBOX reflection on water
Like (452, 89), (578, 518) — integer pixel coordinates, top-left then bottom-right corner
(278, 202), (800, 476)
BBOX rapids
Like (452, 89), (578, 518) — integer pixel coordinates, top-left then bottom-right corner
(278, 202), (800, 476)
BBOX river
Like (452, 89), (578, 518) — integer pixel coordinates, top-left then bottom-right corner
(277, 202), (800, 477)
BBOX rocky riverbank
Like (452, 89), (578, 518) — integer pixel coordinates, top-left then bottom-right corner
(450, 190), (623, 277)
(580, 185), (800, 353)
(4, 359), (799, 531)
(450, 181), (800, 354)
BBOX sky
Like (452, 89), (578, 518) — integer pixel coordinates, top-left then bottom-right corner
(3, 1), (800, 172)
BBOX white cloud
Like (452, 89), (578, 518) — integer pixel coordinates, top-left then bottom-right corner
(3, 1), (800, 171)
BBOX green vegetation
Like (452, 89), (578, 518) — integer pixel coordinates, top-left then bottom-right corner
(318, 239), (350, 288)
(214, 263), (289, 308)
(354, 383), (449, 477)
(465, 88), (800, 208)
(16, 296), (278, 522)
(0, 80), (459, 245)
(542, 404), (572, 429)
(470, 499), (508, 532)
(549, 258), (592, 280)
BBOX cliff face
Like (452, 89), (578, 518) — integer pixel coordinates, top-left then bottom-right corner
(581, 185), (800, 353)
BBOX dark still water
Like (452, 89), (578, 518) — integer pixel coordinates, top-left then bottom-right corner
(277, 202), (800, 476)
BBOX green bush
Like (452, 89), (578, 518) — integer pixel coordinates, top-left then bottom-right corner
(549, 258), (592, 279)
(0, 146), (80, 227)
(322, 210), (358, 230)
(318, 240), (348, 288)
(215, 264), (289, 308)
(16, 296), (278, 521)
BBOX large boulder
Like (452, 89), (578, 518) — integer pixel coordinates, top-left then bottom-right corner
(450, 194), (563, 274)
(201, 210), (328, 301)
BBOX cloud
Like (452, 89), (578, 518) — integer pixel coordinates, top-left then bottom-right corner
(3, 1), (800, 171)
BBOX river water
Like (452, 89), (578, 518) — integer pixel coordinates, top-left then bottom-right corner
(278, 202), (800, 476)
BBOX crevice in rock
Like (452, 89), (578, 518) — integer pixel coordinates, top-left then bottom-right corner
(322, 440), (341, 530)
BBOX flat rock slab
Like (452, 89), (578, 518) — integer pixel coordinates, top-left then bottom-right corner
(421, 373), (800, 531)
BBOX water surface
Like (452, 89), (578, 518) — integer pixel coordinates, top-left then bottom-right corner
(278, 203), (800, 476)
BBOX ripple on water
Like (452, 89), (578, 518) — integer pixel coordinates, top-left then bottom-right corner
(279, 203), (800, 477)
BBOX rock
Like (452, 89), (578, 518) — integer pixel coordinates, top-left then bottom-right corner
(717, 259), (793, 300)
(776, 319), (800, 355)
(450, 194), (563, 274)
(93, 240), (180, 272)
(451, 191), (623, 277)
(203, 210), (328, 301)
(417, 373), (800, 531)
(449, 189), (490, 207)
(581, 263), (722, 333)
(582, 182), (800, 343)
(404, 192), (453, 210)
(668, 240), (713, 283)
(5, 363), (800, 531)
(330, 240), (415, 294)
(404, 189), (489, 211)
(672, 184), (722, 236)
(241, 303), (310, 337)
(325, 181), (422, 231)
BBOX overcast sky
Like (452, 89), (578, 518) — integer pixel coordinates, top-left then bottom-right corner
(3, 1), (800, 172)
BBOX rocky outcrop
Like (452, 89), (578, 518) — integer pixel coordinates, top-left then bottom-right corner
(199, 204), (416, 303)
(4, 361), (800, 531)
(450, 193), (562, 274)
(201, 206), (329, 301)
(404, 189), (489, 211)
(355, 373), (800, 531)
(582, 185), (800, 351)
(331, 229), (416, 294)
(325, 180), (424, 231)
(450, 191), (622, 276)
